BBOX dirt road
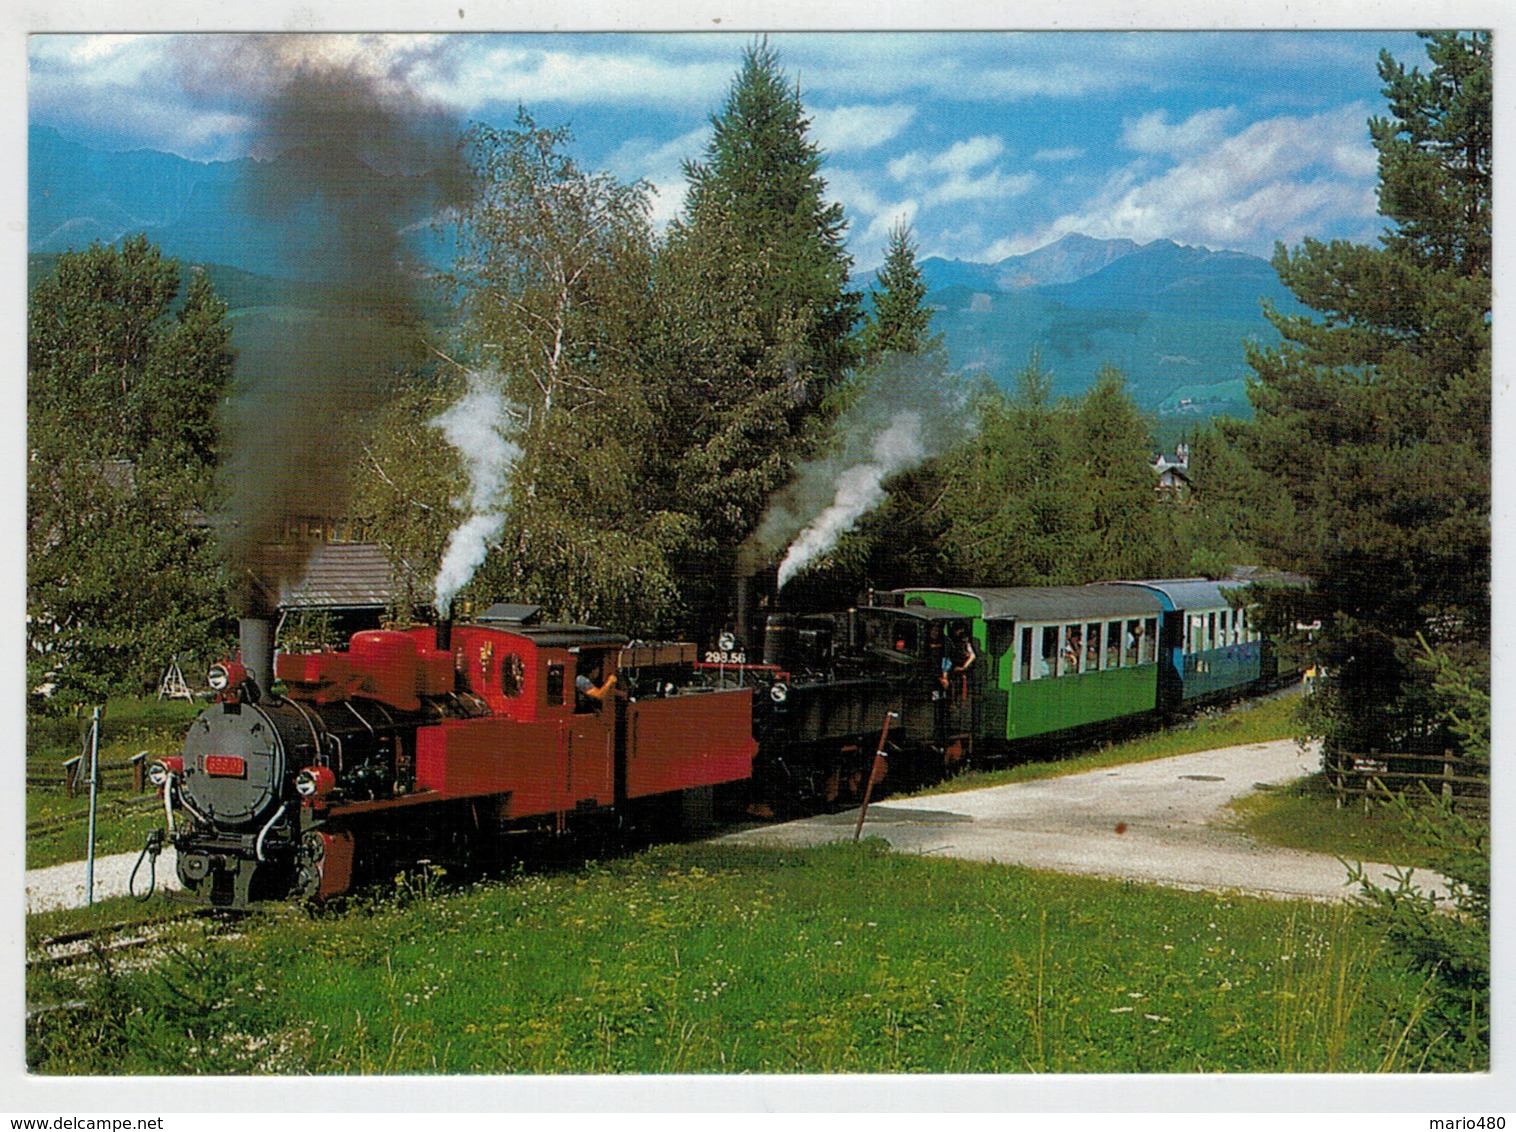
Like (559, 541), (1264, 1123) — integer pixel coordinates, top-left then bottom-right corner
(718, 739), (1451, 903)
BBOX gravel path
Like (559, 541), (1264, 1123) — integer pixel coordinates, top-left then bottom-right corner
(26, 846), (183, 914)
(718, 739), (1452, 903)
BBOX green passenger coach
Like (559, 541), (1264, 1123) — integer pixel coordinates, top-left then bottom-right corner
(891, 586), (1167, 753)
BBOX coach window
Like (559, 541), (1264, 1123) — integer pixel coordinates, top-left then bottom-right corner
(1142, 618), (1158, 663)
(545, 662), (565, 707)
(1124, 620), (1140, 666)
(1040, 625), (1059, 679)
(1189, 615), (1203, 655)
(1106, 621), (1122, 668)
(1019, 626), (1034, 682)
(1084, 622), (1101, 672)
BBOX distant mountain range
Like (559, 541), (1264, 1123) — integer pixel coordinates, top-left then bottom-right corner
(31, 125), (1307, 428)
(860, 234), (1309, 425)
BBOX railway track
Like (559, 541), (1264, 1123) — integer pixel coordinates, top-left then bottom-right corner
(27, 907), (234, 971)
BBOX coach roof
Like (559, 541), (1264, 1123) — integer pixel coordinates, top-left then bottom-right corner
(899, 586), (1165, 622)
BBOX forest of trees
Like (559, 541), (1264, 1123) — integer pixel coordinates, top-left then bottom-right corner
(28, 33), (1489, 758)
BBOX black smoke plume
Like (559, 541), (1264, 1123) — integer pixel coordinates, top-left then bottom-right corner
(173, 37), (470, 607)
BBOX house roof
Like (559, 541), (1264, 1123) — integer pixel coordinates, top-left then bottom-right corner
(279, 542), (397, 611)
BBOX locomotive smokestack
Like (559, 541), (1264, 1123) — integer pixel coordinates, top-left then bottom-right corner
(239, 615), (275, 697)
(735, 574), (752, 653)
(235, 573), (278, 696)
(436, 617), (453, 654)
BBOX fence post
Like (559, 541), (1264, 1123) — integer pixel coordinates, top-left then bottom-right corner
(130, 750), (150, 794)
(85, 705), (102, 908)
(1442, 749), (1454, 805)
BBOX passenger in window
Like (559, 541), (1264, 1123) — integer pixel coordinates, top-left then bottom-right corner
(1064, 630), (1082, 674)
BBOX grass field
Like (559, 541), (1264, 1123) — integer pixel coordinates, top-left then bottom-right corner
(27, 839), (1459, 1075)
(1228, 774), (1451, 871)
(26, 698), (202, 869)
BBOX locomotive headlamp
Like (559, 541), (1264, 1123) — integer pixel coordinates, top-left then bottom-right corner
(295, 766), (335, 799)
(148, 757), (184, 787)
(208, 659), (249, 694)
(770, 681), (789, 704)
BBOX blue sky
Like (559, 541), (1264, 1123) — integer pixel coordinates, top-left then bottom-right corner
(27, 29), (1438, 270)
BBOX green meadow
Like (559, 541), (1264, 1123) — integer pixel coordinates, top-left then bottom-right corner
(27, 840), (1460, 1075)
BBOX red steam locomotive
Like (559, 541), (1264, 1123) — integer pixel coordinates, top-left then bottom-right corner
(156, 605), (762, 907)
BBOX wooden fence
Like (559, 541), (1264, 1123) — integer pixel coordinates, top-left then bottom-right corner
(1326, 749), (1489, 813)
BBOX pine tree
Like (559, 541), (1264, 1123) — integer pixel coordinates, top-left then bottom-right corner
(939, 357), (1083, 585)
(1070, 365), (1163, 580)
(859, 221), (941, 359)
(1237, 31), (1490, 756)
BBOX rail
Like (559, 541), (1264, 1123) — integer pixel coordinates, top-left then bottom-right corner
(1325, 748), (1488, 813)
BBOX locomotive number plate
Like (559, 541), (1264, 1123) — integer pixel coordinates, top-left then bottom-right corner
(204, 755), (248, 778)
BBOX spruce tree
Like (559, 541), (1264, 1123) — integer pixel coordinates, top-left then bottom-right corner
(678, 38), (860, 391)
(650, 38), (862, 634)
(1071, 365), (1162, 580)
(859, 221), (941, 359)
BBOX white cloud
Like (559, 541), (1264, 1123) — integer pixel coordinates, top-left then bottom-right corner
(884, 135), (1031, 211)
(428, 42), (731, 110)
(824, 167), (919, 268)
(974, 61), (1126, 101)
(807, 103), (916, 154)
(1033, 146), (1084, 163)
(1122, 107), (1238, 156)
(925, 168), (1036, 208)
(888, 135), (1004, 180)
(932, 135), (1005, 175)
(1030, 103), (1381, 256)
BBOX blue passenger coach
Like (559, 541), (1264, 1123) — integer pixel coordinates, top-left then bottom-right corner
(1103, 579), (1269, 711)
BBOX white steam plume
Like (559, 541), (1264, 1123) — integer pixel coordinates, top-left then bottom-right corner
(431, 373), (521, 616)
(777, 413), (926, 588)
(742, 355), (976, 589)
